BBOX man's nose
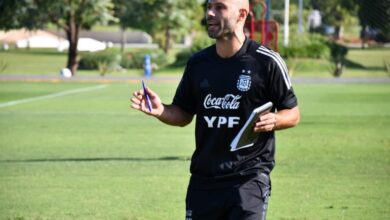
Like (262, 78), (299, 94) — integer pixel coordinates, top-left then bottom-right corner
(207, 8), (215, 18)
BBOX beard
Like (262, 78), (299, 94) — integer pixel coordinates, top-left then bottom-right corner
(207, 15), (237, 39)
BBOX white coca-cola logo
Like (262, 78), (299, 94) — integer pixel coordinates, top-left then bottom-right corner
(203, 94), (241, 109)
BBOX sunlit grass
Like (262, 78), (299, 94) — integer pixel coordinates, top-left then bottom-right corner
(0, 81), (389, 219)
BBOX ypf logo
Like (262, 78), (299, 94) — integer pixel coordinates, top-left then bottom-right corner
(237, 69), (252, 92)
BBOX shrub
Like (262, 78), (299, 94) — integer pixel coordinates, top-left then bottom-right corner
(172, 49), (193, 67)
(172, 34), (214, 67)
(79, 48), (169, 72)
(279, 33), (330, 59)
(190, 34), (214, 53)
(120, 48), (168, 69)
(79, 50), (121, 70)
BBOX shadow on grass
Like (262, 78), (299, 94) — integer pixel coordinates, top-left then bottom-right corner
(344, 58), (384, 71)
(0, 156), (190, 163)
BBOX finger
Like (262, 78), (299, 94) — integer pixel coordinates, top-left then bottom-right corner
(131, 103), (141, 110)
(254, 119), (276, 132)
(254, 124), (272, 132)
(259, 113), (276, 125)
(132, 91), (138, 97)
(257, 118), (272, 127)
(259, 113), (273, 121)
(131, 97), (141, 105)
(145, 87), (158, 99)
(132, 91), (144, 102)
(133, 90), (143, 97)
(132, 102), (148, 113)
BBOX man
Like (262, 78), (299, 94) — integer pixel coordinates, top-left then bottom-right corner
(131, 0), (300, 219)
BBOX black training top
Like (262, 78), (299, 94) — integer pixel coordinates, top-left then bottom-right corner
(172, 38), (298, 189)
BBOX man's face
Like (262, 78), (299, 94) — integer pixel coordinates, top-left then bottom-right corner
(206, 0), (239, 39)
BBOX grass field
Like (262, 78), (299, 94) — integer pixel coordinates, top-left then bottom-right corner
(1, 47), (389, 77)
(0, 81), (389, 220)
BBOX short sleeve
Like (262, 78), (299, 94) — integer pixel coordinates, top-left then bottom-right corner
(172, 59), (197, 115)
(268, 57), (298, 110)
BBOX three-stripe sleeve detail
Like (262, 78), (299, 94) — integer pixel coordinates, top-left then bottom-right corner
(256, 46), (292, 90)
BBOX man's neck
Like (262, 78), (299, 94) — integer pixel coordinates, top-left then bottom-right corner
(215, 32), (246, 58)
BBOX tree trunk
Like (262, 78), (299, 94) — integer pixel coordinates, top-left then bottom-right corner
(334, 25), (344, 40)
(360, 25), (367, 49)
(65, 15), (79, 76)
(333, 61), (344, 77)
(164, 26), (171, 54)
(120, 27), (126, 53)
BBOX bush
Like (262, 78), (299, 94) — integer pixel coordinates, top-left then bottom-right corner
(79, 50), (121, 70)
(172, 34), (214, 67)
(172, 50), (193, 67)
(279, 33), (330, 59)
(190, 34), (214, 53)
(120, 48), (168, 69)
(79, 48), (169, 72)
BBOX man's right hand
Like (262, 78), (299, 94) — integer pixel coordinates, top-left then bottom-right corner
(131, 87), (164, 117)
(130, 85), (194, 127)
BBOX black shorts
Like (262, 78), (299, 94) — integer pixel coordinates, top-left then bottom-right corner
(185, 174), (271, 220)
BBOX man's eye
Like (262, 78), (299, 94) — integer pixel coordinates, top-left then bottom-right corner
(216, 5), (225, 10)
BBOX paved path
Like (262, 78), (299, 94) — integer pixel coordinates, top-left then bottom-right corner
(0, 74), (389, 84)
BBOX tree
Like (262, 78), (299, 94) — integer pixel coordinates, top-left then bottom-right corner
(113, 0), (203, 53)
(357, 0), (390, 41)
(311, 0), (358, 39)
(0, 0), (116, 76)
(270, 0), (311, 10)
(113, 0), (158, 52)
(155, 0), (203, 53)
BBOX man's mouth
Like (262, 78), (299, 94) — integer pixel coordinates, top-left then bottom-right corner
(207, 20), (219, 30)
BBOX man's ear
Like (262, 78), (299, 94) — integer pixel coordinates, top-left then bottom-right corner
(238, 9), (248, 21)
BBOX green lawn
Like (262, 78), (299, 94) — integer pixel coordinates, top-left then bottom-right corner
(1, 47), (389, 77)
(0, 49), (67, 75)
(0, 49), (182, 77)
(0, 81), (389, 219)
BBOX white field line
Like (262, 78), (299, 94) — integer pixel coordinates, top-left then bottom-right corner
(0, 84), (108, 108)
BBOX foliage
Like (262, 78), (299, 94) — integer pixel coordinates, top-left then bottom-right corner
(120, 49), (168, 69)
(0, 0), (117, 75)
(172, 33), (214, 67)
(78, 48), (169, 72)
(0, 0), (43, 30)
(271, 3), (310, 28)
(78, 50), (121, 72)
(0, 0), (116, 30)
(311, 0), (358, 38)
(357, 0), (390, 40)
(279, 33), (330, 59)
(112, 0), (157, 33)
(190, 33), (214, 53)
(172, 50), (193, 67)
(312, 0), (358, 25)
(113, 0), (204, 53)
(2, 47), (390, 77)
(269, 0), (311, 10)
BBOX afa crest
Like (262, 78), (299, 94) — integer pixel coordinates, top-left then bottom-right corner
(237, 70), (252, 92)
